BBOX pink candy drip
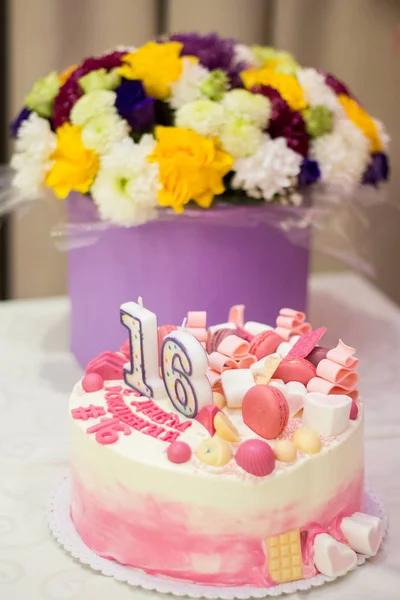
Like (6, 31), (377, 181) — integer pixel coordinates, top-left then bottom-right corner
(71, 469), (364, 588)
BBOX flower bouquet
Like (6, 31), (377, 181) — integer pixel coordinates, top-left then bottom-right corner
(10, 33), (389, 366)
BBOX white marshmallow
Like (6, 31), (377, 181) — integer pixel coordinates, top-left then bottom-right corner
(303, 392), (351, 437)
(285, 381), (307, 417)
(268, 379), (285, 393)
(221, 369), (255, 409)
(313, 533), (357, 577)
(341, 512), (383, 556)
(244, 321), (273, 336)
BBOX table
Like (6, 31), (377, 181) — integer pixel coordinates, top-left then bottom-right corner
(0, 272), (399, 600)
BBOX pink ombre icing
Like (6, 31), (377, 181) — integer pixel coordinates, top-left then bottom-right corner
(71, 470), (364, 587)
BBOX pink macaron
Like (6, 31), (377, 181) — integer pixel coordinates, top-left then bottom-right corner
(242, 385), (289, 439)
(274, 357), (316, 386)
(249, 330), (283, 360)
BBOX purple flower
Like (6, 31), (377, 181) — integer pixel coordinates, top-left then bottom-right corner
(10, 107), (31, 138)
(298, 159), (321, 187)
(52, 51), (126, 128)
(362, 152), (389, 185)
(167, 32), (245, 88)
(115, 80), (155, 133)
(257, 85), (310, 157)
(324, 73), (352, 97)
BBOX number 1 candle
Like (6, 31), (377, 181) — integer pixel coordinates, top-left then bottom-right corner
(120, 299), (166, 401)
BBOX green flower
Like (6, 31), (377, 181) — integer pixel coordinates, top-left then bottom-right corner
(251, 45), (299, 74)
(200, 69), (228, 101)
(25, 71), (60, 118)
(79, 68), (121, 93)
(70, 90), (117, 126)
(304, 105), (334, 137)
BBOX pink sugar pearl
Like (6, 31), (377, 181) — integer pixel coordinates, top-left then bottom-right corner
(82, 373), (104, 392)
(167, 441), (192, 464)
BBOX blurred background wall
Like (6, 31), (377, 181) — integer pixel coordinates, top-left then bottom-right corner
(5, 0), (400, 301)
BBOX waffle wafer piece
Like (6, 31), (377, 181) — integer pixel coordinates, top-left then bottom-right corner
(266, 529), (303, 583)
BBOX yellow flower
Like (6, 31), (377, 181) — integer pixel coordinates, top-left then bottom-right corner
(120, 42), (189, 100)
(45, 124), (99, 199)
(59, 64), (78, 85)
(338, 95), (382, 152)
(148, 127), (233, 212)
(241, 68), (307, 112)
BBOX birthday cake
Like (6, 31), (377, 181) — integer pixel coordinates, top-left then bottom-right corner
(69, 302), (383, 588)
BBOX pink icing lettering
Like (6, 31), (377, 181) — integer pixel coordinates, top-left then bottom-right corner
(71, 405), (106, 421)
(141, 423), (165, 439)
(105, 385), (123, 392)
(149, 411), (171, 425)
(105, 392), (123, 402)
(123, 388), (141, 397)
(174, 420), (192, 433)
(86, 417), (131, 445)
(130, 399), (154, 413)
(158, 429), (180, 443)
(165, 413), (180, 429)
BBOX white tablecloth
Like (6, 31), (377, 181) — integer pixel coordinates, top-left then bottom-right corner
(0, 272), (399, 600)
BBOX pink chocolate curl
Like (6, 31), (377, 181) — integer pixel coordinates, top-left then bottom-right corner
(228, 304), (245, 327)
(275, 326), (292, 341)
(307, 377), (358, 395)
(316, 359), (358, 384)
(279, 308), (306, 321)
(186, 311), (206, 328)
(238, 355), (257, 369)
(327, 339), (358, 368)
(217, 334), (250, 359)
(208, 352), (238, 373)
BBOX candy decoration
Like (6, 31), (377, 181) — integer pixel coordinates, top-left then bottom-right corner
(244, 321), (273, 336)
(71, 405), (106, 420)
(287, 327), (327, 359)
(86, 351), (125, 381)
(161, 329), (212, 418)
(213, 391), (227, 409)
(292, 426), (321, 454)
(266, 529), (303, 583)
(195, 405), (221, 436)
(242, 385), (289, 439)
(275, 308), (311, 340)
(235, 439), (275, 476)
(120, 299), (166, 400)
(250, 354), (281, 385)
(282, 381), (307, 418)
(340, 512), (383, 556)
(217, 334), (250, 359)
(185, 311), (207, 345)
(326, 339), (358, 368)
(214, 412), (240, 443)
(206, 324), (236, 353)
(273, 439), (297, 462)
(316, 359), (359, 386)
(274, 357), (316, 386)
(195, 436), (233, 466)
(313, 533), (357, 577)
(221, 369), (255, 409)
(228, 304), (245, 327)
(82, 373), (104, 392)
(306, 346), (329, 367)
(208, 352), (238, 373)
(167, 441), (192, 464)
(276, 335), (300, 358)
(350, 400), (359, 420)
(302, 392), (351, 437)
(249, 330), (283, 360)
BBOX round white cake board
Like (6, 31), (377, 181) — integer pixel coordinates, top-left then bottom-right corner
(47, 472), (388, 599)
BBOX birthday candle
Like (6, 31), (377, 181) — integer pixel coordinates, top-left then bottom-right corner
(161, 329), (212, 418)
(120, 299), (166, 401)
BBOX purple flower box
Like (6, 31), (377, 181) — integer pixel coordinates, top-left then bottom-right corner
(67, 193), (310, 368)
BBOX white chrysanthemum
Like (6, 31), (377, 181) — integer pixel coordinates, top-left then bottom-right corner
(233, 43), (257, 67)
(176, 99), (225, 137)
(81, 113), (129, 154)
(70, 90), (117, 126)
(232, 134), (302, 201)
(222, 89), (271, 128)
(91, 135), (160, 227)
(374, 118), (390, 151)
(220, 115), (263, 159)
(11, 112), (56, 197)
(311, 120), (370, 193)
(170, 58), (209, 109)
(297, 68), (345, 117)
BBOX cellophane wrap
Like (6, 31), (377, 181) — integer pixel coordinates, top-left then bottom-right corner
(0, 164), (390, 277)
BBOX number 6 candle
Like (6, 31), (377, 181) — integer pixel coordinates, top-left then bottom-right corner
(120, 299), (166, 401)
(161, 330), (212, 417)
